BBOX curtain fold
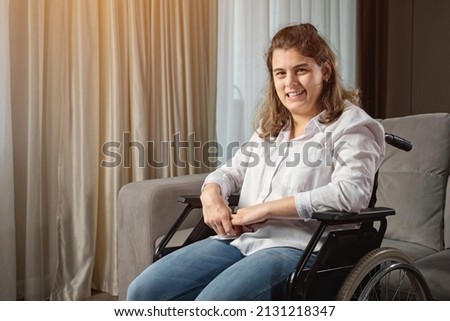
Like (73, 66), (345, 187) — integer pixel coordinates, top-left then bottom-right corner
(9, 0), (57, 300)
(5, 0), (217, 300)
(216, 0), (357, 158)
(0, 0), (17, 301)
(50, 0), (101, 300)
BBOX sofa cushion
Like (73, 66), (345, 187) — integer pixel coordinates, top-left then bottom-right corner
(378, 113), (450, 251)
(381, 238), (437, 261)
(415, 249), (450, 300)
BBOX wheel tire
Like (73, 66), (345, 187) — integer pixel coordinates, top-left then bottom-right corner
(337, 247), (431, 300)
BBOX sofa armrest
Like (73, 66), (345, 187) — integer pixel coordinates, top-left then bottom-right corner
(117, 173), (208, 300)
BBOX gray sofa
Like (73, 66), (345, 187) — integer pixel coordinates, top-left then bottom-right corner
(117, 112), (450, 300)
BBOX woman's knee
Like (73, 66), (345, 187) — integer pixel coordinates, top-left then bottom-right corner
(127, 274), (149, 300)
(126, 259), (177, 300)
(127, 265), (182, 301)
(126, 239), (244, 300)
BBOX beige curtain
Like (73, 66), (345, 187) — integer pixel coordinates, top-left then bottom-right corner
(3, 0), (217, 300)
(1, 0), (17, 301)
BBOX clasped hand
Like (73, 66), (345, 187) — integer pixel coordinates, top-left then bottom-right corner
(200, 184), (267, 236)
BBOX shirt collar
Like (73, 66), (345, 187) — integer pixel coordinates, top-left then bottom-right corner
(279, 110), (328, 141)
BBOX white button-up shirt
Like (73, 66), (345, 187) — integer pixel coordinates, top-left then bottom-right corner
(204, 102), (386, 255)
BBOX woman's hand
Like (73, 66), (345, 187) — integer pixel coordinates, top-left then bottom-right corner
(200, 184), (238, 236)
(231, 196), (299, 227)
(231, 203), (269, 227)
(201, 187), (299, 235)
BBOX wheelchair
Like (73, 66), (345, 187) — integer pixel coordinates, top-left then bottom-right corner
(154, 133), (432, 301)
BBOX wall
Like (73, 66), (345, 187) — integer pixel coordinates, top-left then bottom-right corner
(385, 0), (450, 117)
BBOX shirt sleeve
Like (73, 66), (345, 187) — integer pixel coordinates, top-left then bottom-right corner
(295, 118), (385, 220)
(202, 132), (262, 201)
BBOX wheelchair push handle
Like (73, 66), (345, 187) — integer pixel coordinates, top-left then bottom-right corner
(385, 133), (412, 151)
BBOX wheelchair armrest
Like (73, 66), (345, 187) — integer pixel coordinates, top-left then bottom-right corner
(177, 195), (203, 207)
(176, 196), (394, 225)
(311, 207), (395, 225)
(288, 207), (395, 299)
(156, 193), (241, 261)
(177, 193), (240, 207)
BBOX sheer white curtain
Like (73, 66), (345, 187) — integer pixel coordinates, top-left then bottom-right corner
(216, 0), (357, 159)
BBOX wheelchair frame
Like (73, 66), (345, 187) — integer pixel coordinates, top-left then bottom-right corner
(153, 134), (433, 301)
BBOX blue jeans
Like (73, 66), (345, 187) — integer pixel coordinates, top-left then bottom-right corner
(127, 238), (315, 301)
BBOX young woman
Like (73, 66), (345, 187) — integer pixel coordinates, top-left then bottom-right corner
(127, 23), (385, 301)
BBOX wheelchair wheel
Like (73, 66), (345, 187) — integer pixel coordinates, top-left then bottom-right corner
(337, 247), (432, 300)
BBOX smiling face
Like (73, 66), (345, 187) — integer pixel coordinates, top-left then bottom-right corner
(272, 48), (330, 123)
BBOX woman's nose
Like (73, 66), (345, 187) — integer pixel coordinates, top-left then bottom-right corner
(285, 73), (298, 87)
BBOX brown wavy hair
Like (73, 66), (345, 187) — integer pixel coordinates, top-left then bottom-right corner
(255, 23), (360, 139)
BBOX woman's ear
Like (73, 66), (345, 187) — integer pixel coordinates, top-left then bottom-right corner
(322, 61), (331, 82)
